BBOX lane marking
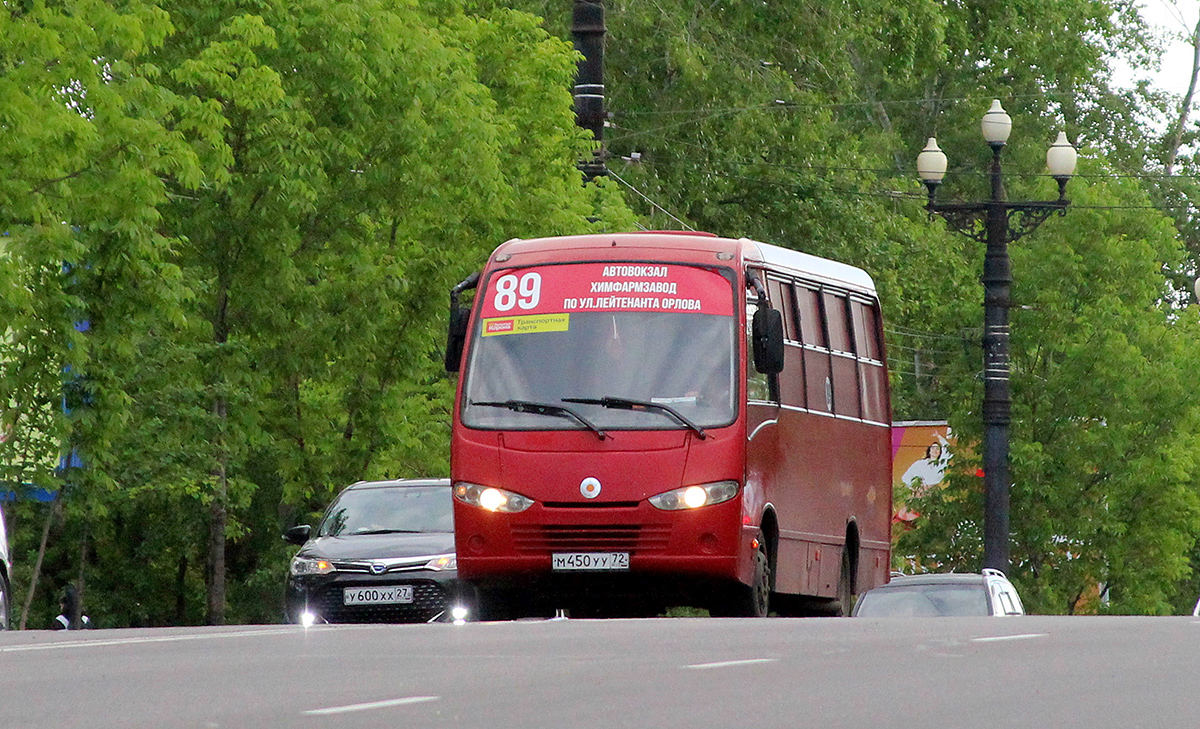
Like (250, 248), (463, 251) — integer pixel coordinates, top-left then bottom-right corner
(970, 633), (1048, 643)
(0, 626), (363, 654)
(684, 658), (778, 669)
(303, 697), (439, 715)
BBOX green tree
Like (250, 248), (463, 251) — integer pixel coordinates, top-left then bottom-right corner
(898, 171), (1200, 614)
(507, 0), (1200, 613)
(94, 0), (633, 625)
(0, 0), (226, 628)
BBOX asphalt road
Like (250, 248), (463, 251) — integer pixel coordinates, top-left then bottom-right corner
(1, 615), (1196, 728)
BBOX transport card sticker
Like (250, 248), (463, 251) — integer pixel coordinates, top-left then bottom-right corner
(482, 313), (570, 337)
(480, 263), (732, 336)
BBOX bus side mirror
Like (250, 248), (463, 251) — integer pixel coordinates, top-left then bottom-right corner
(445, 271), (481, 373)
(445, 306), (470, 373)
(752, 307), (785, 375)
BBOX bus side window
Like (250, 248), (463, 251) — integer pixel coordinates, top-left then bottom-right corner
(796, 286), (826, 348)
(796, 286), (830, 413)
(769, 278), (804, 408)
(854, 299), (888, 423)
(745, 296), (772, 403)
(823, 292), (852, 354)
(768, 278), (798, 342)
(852, 299), (882, 361)
(824, 291), (860, 418)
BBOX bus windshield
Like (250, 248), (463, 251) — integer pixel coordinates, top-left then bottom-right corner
(462, 263), (737, 431)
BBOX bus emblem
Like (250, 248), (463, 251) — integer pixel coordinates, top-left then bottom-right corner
(580, 477), (601, 499)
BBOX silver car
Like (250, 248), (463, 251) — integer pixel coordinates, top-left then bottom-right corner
(852, 569), (1025, 617)
(1, 502), (10, 629)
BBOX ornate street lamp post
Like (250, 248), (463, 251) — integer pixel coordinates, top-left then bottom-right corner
(916, 100), (1078, 572)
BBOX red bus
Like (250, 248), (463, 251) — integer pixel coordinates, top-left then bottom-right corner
(445, 232), (891, 618)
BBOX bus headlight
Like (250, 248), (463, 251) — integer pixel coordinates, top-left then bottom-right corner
(648, 481), (739, 511)
(454, 482), (534, 513)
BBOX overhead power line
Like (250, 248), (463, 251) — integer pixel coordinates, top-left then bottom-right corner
(606, 170), (695, 230)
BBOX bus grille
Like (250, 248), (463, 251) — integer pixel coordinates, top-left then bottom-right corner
(510, 524), (671, 553)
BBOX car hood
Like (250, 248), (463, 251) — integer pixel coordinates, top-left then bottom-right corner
(299, 532), (455, 561)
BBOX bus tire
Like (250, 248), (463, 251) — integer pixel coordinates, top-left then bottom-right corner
(833, 548), (854, 617)
(749, 545), (771, 616)
(712, 544), (770, 617)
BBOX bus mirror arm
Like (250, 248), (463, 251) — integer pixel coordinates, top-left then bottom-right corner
(445, 272), (481, 372)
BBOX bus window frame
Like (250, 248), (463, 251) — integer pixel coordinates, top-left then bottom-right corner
(461, 259), (743, 431)
(759, 278), (886, 425)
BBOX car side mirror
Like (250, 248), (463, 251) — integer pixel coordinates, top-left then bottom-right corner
(283, 524), (312, 546)
(752, 306), (785, 375)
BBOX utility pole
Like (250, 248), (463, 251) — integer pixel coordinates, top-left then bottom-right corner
(572, 0), (606, 180)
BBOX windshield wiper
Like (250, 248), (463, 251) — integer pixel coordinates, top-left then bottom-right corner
(471, 399), (608, 440)
(348, 529), (424, 536)
(562, 396), (707, 440)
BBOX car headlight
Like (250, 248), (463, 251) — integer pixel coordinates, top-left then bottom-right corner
(454, 482), (534, 513)
(648, 481), (739, 511)
(290, 557), (335, 576)
(424, 554), (457, 571)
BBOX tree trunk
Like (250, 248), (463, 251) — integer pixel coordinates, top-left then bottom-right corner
(206, 397), (228, 626)
(1165, 16), (1200, 175)
(175, 553), (189, 625)
(206, 276), (231, 625)
(73, 524), (88, 629)
(19, 499), (61, 630)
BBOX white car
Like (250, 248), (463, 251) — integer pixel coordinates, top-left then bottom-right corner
(0, 502), (10, 629)
(852, 569), (1025, 617)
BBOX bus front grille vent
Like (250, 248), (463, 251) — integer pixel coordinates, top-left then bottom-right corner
(510, 524), (671, 553)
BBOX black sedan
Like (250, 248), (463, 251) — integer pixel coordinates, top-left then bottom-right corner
(283, 478), (467, 624)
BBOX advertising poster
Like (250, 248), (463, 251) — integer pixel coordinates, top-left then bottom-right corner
(891, 421), (954, 525)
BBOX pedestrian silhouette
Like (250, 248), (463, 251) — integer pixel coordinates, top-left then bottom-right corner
(52, 585), (91, 630)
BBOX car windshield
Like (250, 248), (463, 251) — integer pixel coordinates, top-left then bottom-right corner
(318, 486), (452, 537)
(855, 583), (990, 617)
(462, 263), (737, 431)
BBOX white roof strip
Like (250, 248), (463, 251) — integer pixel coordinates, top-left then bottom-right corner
(740, 238), (877, 295)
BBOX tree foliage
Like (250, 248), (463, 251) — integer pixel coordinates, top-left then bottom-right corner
(517, 0), (1200, 614)
(2, 0), (632, 627)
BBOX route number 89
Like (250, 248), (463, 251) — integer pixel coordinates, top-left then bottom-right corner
(493, 272), (542, 311)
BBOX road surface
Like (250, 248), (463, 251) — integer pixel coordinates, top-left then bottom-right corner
(1, 615), (1195, 728)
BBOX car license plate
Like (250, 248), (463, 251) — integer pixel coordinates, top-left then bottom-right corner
(552, 552), (630, 571)
(343, 585), (414, 605)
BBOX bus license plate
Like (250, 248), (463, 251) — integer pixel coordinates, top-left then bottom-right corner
(552, 552), (630, 571)
(343, 585), (414, 605)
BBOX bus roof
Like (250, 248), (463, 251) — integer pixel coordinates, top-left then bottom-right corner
(740, 238), (876, 295)
(492, 232), (877, 296)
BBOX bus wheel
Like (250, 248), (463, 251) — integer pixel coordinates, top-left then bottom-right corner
(712, 544), (770, 617)
(833, 549), (854, 617)
(749, 545), (771, 616)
